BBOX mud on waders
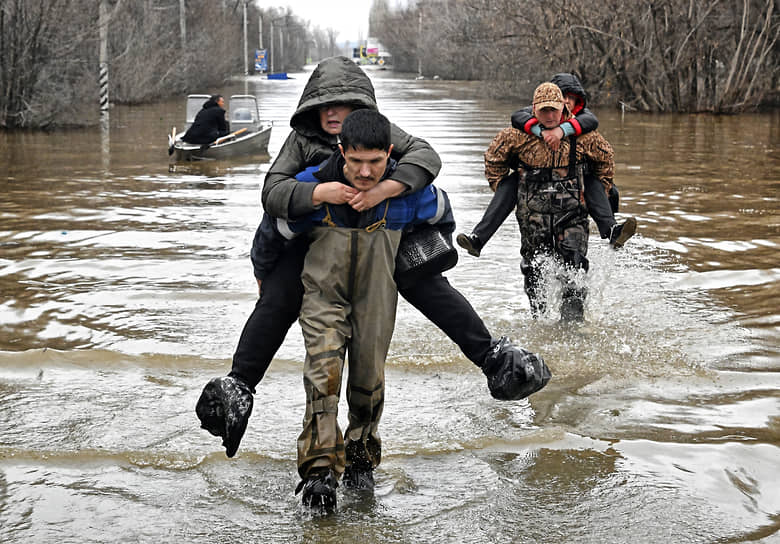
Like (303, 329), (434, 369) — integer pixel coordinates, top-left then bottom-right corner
(296, 204), (398, 507)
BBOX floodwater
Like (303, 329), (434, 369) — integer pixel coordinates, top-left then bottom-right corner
(1, 67), (778, 543)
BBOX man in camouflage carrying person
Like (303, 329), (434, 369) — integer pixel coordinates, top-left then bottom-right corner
(483, 82), (616, 321)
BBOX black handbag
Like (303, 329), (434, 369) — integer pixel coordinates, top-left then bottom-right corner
(394, 224), (458, 289)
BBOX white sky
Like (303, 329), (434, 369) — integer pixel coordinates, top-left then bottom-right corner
(274, 1), (372, 43)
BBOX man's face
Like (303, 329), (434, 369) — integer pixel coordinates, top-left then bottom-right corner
(339, 144), (393, 192)
(319, 104), (354, 135)
(535, 106), (562, 129)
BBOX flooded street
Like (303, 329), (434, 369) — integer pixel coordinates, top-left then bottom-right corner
(1, 68), (779, 543)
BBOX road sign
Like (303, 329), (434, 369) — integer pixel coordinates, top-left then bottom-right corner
(255, 49), (267, 72)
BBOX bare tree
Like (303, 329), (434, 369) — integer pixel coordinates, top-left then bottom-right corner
(372, 0), (779, 111)
(0, 0), (95, 128)
(0, 0), (320, 128)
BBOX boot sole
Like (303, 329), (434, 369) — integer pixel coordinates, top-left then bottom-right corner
(456, 233), (481, 257)
(612, 217), (637, 249)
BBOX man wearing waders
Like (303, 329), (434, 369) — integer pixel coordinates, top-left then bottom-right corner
(259, 110), (454, 509)
(243, 109), (548, 510)
(196, 56), (550, 465)
(457, 73), (635, 257)
(484, 82), (615, 321)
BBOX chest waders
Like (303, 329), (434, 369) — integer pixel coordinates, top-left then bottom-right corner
(296, 204), (401, 481)
(516, 138), (590, 321)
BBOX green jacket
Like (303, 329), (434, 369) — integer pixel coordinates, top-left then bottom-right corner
(262, 56), (442, 220)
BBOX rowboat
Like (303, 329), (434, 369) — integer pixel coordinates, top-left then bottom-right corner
(168, 94), (272, 162)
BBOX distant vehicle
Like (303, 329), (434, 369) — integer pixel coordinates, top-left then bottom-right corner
(168, 94), (272, 162)
(351, 37), (392, 67)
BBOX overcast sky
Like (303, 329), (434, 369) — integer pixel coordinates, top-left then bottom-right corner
(275, 0), (372, 43)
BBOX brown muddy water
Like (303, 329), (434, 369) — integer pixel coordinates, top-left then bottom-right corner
(1, 68), (779, 544)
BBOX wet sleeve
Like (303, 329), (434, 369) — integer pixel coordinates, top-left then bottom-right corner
(412, 186), (455, 234)
(484, 128), (517, 190)
(262, 132), (317, 220)
(389, 123), (441, 194)
(568, 108), (598, 136)
(511, 106), (537, 135)
(583, 133), (615, 191)
(433, 189), (456, 235)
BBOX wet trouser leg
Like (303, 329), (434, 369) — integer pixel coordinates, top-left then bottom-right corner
(608, 185), (620, 214)
(343, 236), (398, 472)
(519, 211), (554, 318)
(557, 222), (590, 321)
(520, 256), (546, 318)
(297, 228), (398, 479)
(297, 322), (348, 479)
(399, 274), (494, 366)
(472, 172), (519, 245)
(583, 174), (616, 239)
(229, 237), (308, 389)
(518, 208), (589, 320)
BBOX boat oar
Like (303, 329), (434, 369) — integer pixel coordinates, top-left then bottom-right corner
(214, 128), (248, 145)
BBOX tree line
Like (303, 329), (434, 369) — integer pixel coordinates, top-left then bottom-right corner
(1, 0), (777, 129)
(0, 0), (337, 129)
(371, 0), (779, 112)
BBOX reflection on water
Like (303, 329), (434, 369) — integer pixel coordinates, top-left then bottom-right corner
(0, 70), (778, 543)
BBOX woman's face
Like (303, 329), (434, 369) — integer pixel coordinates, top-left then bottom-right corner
(319, 104), (354, 135)
(563, 93), (579, 112)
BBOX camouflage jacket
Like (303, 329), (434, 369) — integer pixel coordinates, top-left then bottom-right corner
(484, 127), (614, 192)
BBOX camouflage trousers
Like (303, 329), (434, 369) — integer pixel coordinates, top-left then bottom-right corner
(297, 226), (401, 479)
(516, 206), (590, 319)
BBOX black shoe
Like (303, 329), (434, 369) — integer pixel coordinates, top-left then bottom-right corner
(195, 376), (253, 458)
(296, 470), (338, 510)
(456, 233), (483, 257)
(481, 337), (551, 401)
(342, 465), (375, 491)
(609, 217), (637, 249)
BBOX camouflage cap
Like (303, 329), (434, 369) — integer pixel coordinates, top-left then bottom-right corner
(533, 82), (564, 111)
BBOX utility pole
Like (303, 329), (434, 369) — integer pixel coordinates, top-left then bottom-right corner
(99, 0), (109, 120)
(270, 22), (274, 73)
(279, 23), (284, 73)
(258, 15), (263, 49)
(417, 9), (422, 77)
(242, 0), (248, 75)
(99, 0), (111, 170)
(179, 0), (186, 48)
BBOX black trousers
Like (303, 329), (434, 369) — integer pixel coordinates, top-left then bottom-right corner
(230, 237), (494, 389)
(472, 173), (617, 244)
(473, 173), (520, 244)
(584, 176), (618, 239)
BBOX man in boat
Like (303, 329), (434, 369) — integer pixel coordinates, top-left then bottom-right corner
(195, 56), (550, 462)
(482, 81), (615, 321)
(182, 94), (230, 144)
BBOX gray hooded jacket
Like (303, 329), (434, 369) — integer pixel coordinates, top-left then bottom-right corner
(262, 56), (442, 219)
